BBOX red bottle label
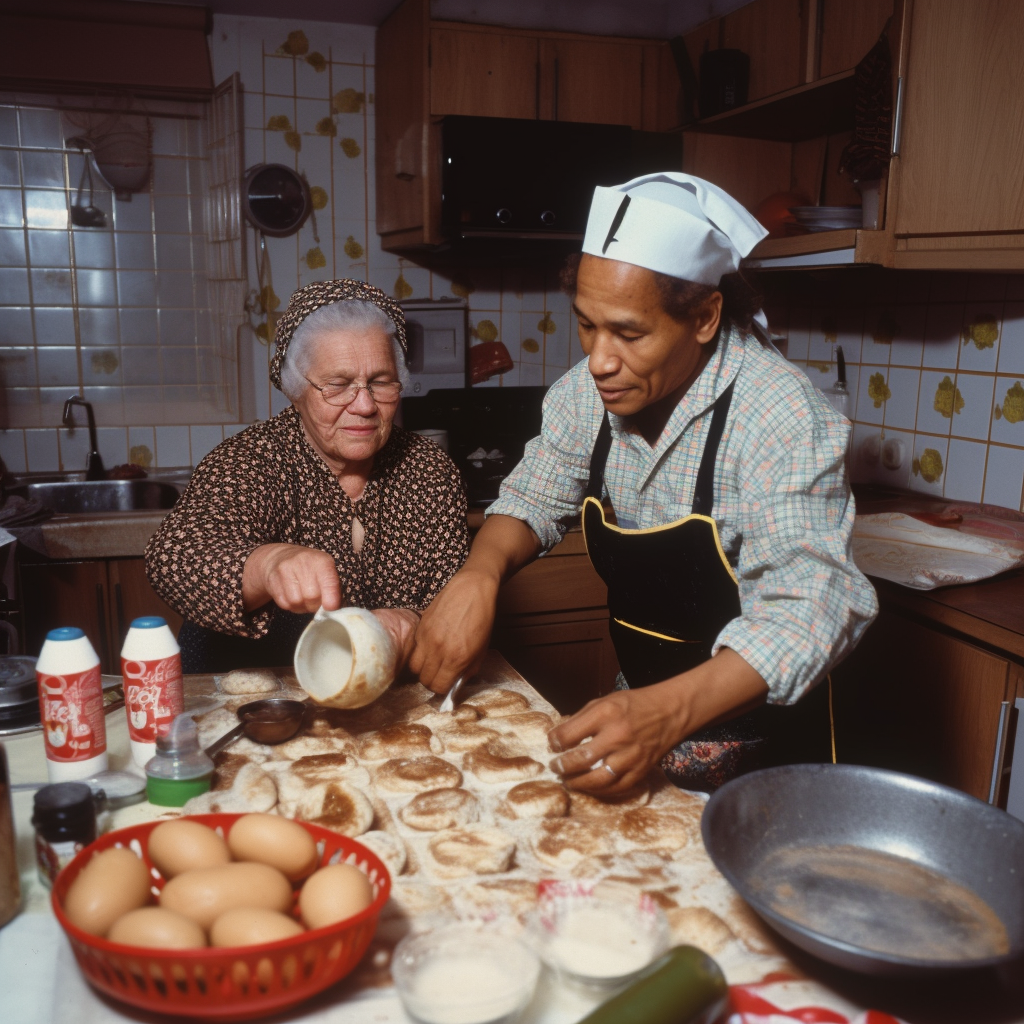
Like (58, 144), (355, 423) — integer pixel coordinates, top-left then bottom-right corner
(37, 665), (106, 762)
(122, 654), (183, 743)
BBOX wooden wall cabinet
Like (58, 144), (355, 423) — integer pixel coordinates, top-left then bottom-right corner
(490, 531), (618, 715)
(376, 0), (678, 251)
(21, 556), (182, 673)
(681, 0), (1024, 271)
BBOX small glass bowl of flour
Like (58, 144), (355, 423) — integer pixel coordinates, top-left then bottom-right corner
(392, 924), (540, 1024)
(526, 882), (670, 991)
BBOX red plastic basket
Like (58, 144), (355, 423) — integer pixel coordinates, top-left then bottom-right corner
(51, 814), (391, 1021)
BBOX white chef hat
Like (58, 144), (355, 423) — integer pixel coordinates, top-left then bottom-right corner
(581, 172), (768, 285)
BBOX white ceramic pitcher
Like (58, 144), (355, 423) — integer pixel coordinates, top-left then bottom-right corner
(293, 607), (398, 709)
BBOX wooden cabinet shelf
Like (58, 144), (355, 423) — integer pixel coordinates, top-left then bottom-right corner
(686, 69), (855, 143)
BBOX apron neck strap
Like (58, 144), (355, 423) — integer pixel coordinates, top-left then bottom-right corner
(691, 381), (735, 517)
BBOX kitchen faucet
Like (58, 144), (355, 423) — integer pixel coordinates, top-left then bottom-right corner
(62, 396), (105, 481)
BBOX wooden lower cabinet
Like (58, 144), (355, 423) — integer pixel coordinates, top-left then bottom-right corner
(20, 556), (182, 672)
(494, 609), (618, 716)
(831, 609), (1012, 801)
(489, 531), (618, 715)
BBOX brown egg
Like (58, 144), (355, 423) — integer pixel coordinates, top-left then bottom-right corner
(108, 906), (207, 949)
(148, 819), (231, 879)
(210, 907), (305, 947)
(299, 863), (373, 930)
(228, 814), (318, 881)
(161, 862), (292, 931)
(64, 846), (152, 936)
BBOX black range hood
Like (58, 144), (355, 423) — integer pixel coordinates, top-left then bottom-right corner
(439, 116), (682, 249)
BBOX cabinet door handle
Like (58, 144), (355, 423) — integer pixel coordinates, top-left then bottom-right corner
(95, 582), (111, 672)
(114, 582), (125, 647)
(891, 75), (905, 156)
(553, 57), (559, 121)
(988, 699), (1012, 804)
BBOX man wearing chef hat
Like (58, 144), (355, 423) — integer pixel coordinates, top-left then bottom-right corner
(411, 172), (878, 793)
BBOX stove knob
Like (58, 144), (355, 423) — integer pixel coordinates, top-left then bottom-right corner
(495, 208), (512, 225)
(540, 210), (556, 226)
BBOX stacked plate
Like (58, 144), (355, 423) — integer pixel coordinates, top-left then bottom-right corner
(791, 205), (862, 232)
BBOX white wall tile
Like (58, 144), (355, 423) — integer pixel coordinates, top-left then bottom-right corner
(922, 303), (963, 369)
(959, 303), (1001, 373)
(127, 426), (155, 468)
(881, 366), (919, 431)
(24, 428), (59, 472)
(990, 376), (1024, 445)
(916, 370), (956, 438)
(854, 365), (887, 426)
(95, 426), (127, 468)
(0, 429), (26, 473)
(983, 444), (1024, 511)
(951, 372), (995, 441)
(997, 303), (1024, 375)
(907, 435), (947, 496)
(944, 438), (987, 502)
(189, 425), (223, 464)
(155, 425), (190, 468)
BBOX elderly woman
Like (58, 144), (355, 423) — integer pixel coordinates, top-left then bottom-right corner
(146, 280), (469, 673)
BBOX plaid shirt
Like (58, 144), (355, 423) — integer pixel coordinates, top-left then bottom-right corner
(487, 325), (878, 704)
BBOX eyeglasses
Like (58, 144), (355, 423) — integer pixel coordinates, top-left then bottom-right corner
(304, 376), (404, 408)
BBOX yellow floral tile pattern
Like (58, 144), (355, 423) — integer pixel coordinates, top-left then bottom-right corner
(868, 372), (891, 408)
(934, 376), (964, 418)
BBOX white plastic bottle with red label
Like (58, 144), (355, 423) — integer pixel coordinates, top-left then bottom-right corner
(36, 627), (107, 782)
(121, 616), (182, 768)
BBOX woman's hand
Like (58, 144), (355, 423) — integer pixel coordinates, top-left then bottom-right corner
(242, 543), (342, 614)
(548, 649), (769, 794)
(410, 569), (499, 694)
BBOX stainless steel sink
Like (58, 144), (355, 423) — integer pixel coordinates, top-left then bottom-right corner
(9, 480), (183, 514)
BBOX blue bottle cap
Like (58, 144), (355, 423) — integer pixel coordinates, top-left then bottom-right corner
(46, 627), (85, 642)
(130, 616), (167, 629)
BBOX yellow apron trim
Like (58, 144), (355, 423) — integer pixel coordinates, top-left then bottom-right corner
(582, 496), (739, 585)
(612, 618), (701, 643)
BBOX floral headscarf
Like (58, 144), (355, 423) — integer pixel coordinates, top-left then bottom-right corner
(268, 279), (408, 391)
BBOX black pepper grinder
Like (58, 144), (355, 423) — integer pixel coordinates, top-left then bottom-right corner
(31, 782), (98, 888)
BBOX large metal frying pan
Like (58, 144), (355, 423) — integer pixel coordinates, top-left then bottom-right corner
(702, 764), (1024, 976)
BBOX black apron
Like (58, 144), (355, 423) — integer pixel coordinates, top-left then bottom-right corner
(582, 383), (830, 792)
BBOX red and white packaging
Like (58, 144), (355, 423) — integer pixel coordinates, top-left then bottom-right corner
(36, 627), (107, 782)
(121, 616), (182, 768)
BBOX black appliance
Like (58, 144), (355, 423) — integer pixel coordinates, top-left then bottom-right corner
(402, 387), (547, 506)
(439, 116), (683, 244)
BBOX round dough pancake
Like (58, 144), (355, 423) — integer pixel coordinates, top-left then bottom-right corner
(489, 711), (556, 751)
(357, 830), (407, 878)
(532, 818), (612, 870)
(462, 688), (530, 717)
(290, 751), (360, 783)
(298, 780), (374, 837)
(271, 732), (352, 761)
(219, 668), (280, 694)
(182, 763), (277, 814)
(460, 878), (539, 918)
(426, 826), (516, 879)
(378, 880), (452, 942)
(359, 723), (442, 760)
(375, 756), (463, 794)
(569, 783), (651, 816)
(210, 753), (251, 792)
(616, 808), (693, 852)
(500, 780), (569, 819)
(464, 741), (542, 784)
(399, 787), (479, 831)
(435, 724), (500, 754)
(414, 705), (482, 730)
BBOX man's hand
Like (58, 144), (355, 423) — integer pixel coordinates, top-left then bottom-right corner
(409, 568), (499, 694)
(410, 514), (543, 695)
(547, 648), (769, 794)
(372, 607), (420, 670)
(242, 543), (342, 614)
